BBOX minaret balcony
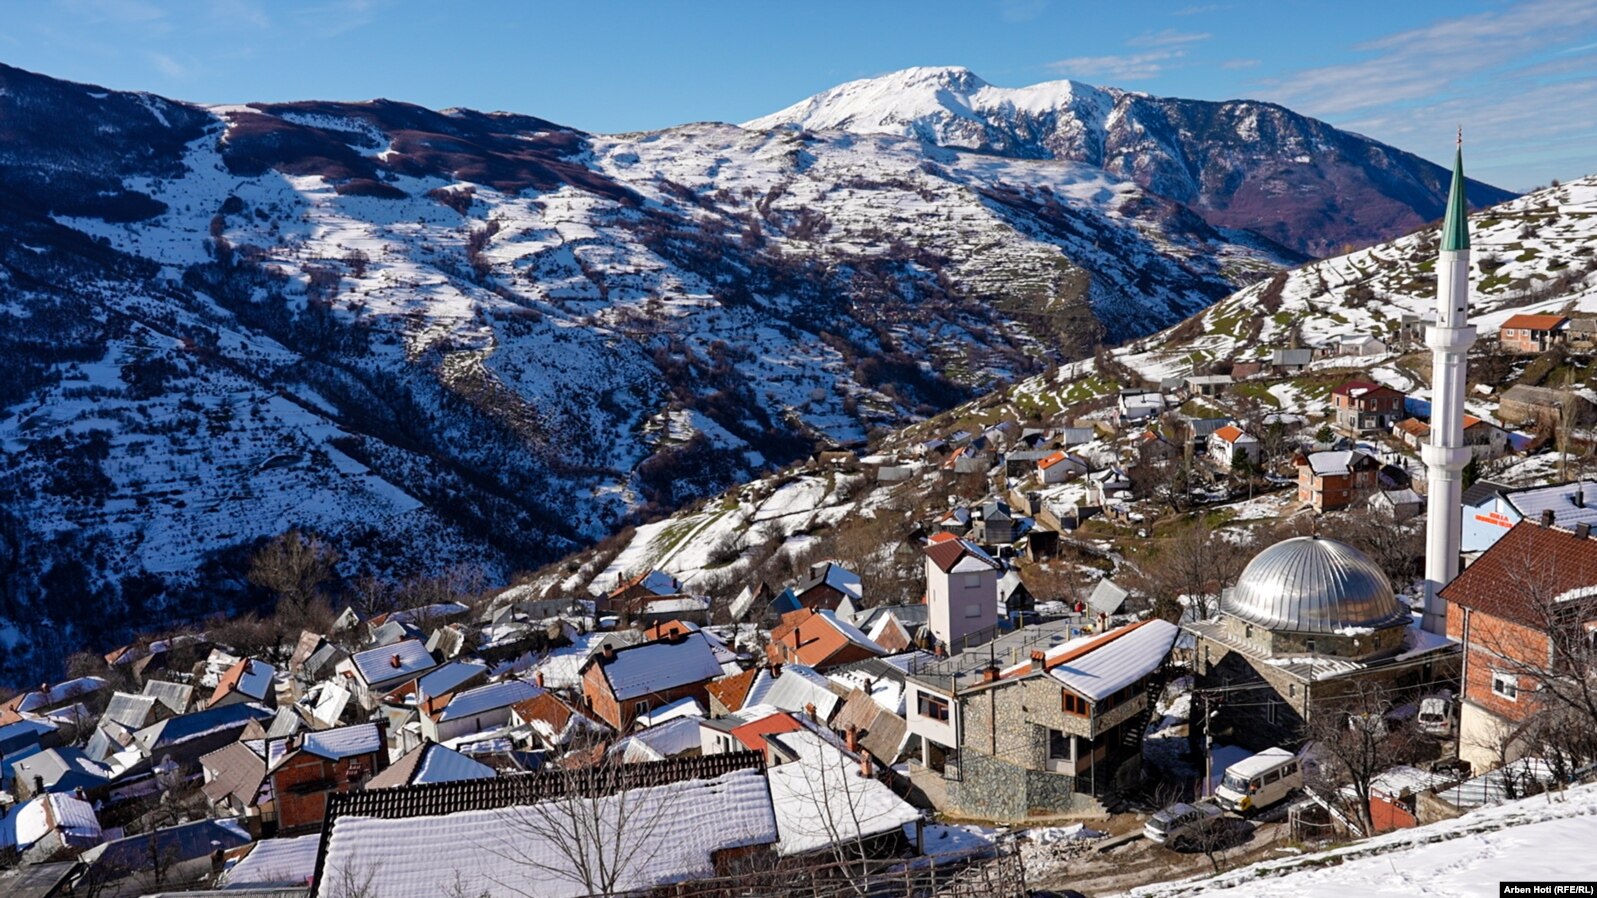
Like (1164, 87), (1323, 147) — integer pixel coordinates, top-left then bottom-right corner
(1421, 442), (1471, 472)
(1425, 323), (1477, 353)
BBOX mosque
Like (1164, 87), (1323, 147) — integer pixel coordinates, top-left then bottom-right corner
(1186, 139), (1474, 750)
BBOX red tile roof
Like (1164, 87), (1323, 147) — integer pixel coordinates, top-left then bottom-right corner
(1501, 314), (1568, 331)
(923, 537), (1000, 574)
(729, 712), (803, 751)
(705, 668), (759, 713)
(1213, 424), (1245, 443)
(1441, 521), (1597, 625)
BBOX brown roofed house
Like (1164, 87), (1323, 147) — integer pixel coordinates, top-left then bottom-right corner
(1499, 314), (1568, 354)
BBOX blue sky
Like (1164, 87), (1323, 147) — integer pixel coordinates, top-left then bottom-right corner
(4, 0), (1596, 190)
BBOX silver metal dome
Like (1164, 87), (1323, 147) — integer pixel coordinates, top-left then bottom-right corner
(1224, 537), (1406, 634)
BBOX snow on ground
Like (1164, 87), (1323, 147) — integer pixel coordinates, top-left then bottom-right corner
(1130, 780), (1597, 898)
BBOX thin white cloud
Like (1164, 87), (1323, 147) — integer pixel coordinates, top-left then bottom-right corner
(148, 51), (187, 78)
(1048, 50), (1182, 81)
(998, 0), (1048, 24)
(209, 0), (271, 30)
(1128, 28), (1210, 48)
(1253, 0), (1597, 187)
(1221, 58), (1259, 70)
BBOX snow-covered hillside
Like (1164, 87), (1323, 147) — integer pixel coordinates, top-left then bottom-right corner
(536, 175), (1597, 603)
(1129, 780), (1597, 897)
(749, 66), (1516, 257)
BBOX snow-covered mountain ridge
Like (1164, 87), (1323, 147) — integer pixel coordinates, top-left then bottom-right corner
(750, 66), (1516, 257)
(0, 61), (1518, 680)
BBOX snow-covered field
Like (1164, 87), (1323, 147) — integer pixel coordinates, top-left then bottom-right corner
(1130, 780), (1597, 897)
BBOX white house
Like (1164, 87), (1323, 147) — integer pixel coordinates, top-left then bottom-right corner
(1114, 390), (1168, 426)
(922, 535), (1002, 653)
(1208, 424), (1261, 468)
(1036, 451), (1089, 485)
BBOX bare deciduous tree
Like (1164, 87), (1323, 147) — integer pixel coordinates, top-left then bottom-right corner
(1303, 681), (1423, 837)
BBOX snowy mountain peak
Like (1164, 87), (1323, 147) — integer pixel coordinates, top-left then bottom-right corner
(743, 66), (1515, 257)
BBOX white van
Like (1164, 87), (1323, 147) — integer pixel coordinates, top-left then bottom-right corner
(1215, 747), (1301, 813)
(1417, 695), (1456, 738)
(1144, 801), (1223, 845)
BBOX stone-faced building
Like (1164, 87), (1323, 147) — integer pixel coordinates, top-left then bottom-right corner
(1186, 537), (1459, 751)
(941, 619), (1179, 821)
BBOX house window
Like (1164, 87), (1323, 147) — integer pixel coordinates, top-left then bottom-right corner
(633, 700), (650, 716)
(1305, 639), (1317, 654)
(963, 573), (983, 589)
(1062, 692), (1089, 715)
(1245, 624), (1254, 639)
(1047, 729), (1070, 760)
(918, 693), (951, 722)
(1492, 672), (1519, 701)
(964, 603), (981, 619)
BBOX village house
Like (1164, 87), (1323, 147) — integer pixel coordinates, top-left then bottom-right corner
(268, 723), (390, 833)
(788, 561), (863, 612)
(1271, 347), (1314, 374)
(208, 658), (277, 709)
(1392, 414), (1510, 460)
(903, 618), (1079, 780)
(603, 569), (682, 613)
(509, 689), (608, 751)
(1371, 487), (1424, 521)
(1037, 451), (1089, 485)
(338, 640), (440, 711)
(1442, 520), (1597, 773)
(1231, 359), (1267, 379)
(1185, 536), (1458, 751)
(1183, 374), (1234, 397)
(923, 534), (1003, 653)
(199, 740), (272, 828)
(1331, 380), (1406, 435)
(580, 631), (723, 731)
(131, 702), (277, 775)
(1566, 317), (1597, 352)
(1208, 423), (1261, 469)
(1498, 313), (1568, 354)
(767, 608), (887, 672)
(419, 678), (544, 745)
(1460, 479), (1597, 554)
(1295, 449), (1380, 512)
(1114, 389), (1168, 426)
(968, 499), (1018, 545)
(1337, 333), (1388, 357)
(1496, 383), (1594, 432)
(940, 619), (1180, 819)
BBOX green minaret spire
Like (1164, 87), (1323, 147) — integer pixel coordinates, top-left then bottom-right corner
(1440, 130), (1470, 252)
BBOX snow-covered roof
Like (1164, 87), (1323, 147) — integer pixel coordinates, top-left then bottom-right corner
(349, 639), (435, 686)
(599, 634), (722, 701)
(1047, 619), (1178, 701)
(762, 665), (844, 722)
(613, 716), (705, 763)
(14, 793), (100, 850)
(436, 679), (543, 722)
(765, 731), (921, 856)
(224, 833), (319, 888)
(315, 767), (778, 898)
(299, 723), (383, 761)
(635, 696), (704, 729)
(413, 659), (489, 702)
(1301, 449), (1366, 475)
(1502, 480), (1597, 529)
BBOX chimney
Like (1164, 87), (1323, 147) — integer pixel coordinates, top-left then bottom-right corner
(1542, 509), (1556, 527)
(1576, 489), (1586, 509)
(845, 725), (859, 752)
(534, 671), (545, 688)
(981, 664), (1000, 684)
(1577, 523), (1592, 540)
(389, 653), (402, 669)
(858, 752), (873, 778)
(805, 702), (817, 723)
(600, 643), (617, 663)
(766, 661), (783, 680)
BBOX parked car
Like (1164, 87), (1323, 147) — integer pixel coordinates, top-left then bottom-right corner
(1215, 747), (1302, 814)
(1418, 694), (1456, 738)
(1144, 800), (1223, 845)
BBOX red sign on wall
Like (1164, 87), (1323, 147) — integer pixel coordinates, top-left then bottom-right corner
(1474, 511), (1515, 529)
